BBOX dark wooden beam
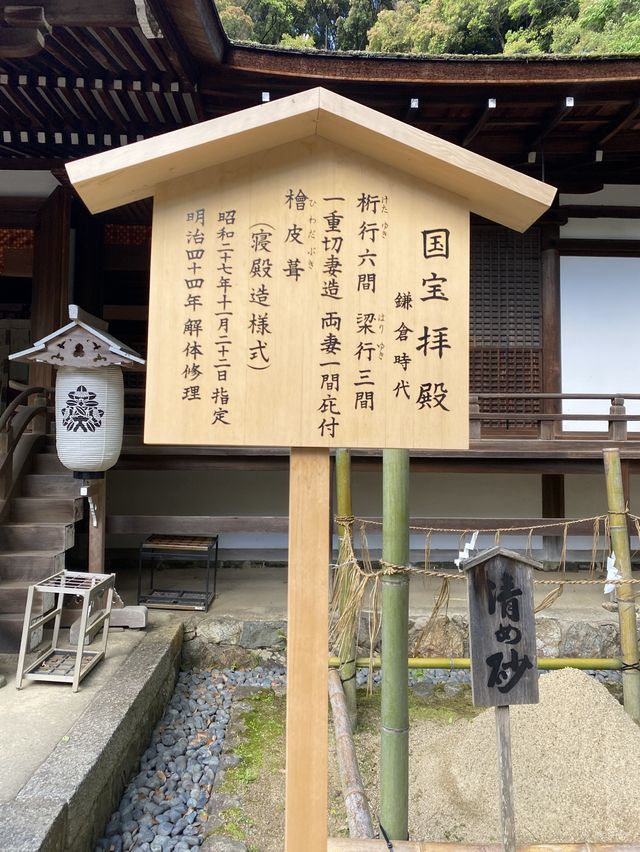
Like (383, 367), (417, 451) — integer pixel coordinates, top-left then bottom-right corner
(560, 205), (640, 219)
(145, 0), (198, 84)
(528, 96), (574, 149)
(597, 98), (640, 148)
(186, 0), (226, 64)
(0, 27), (44, 59)
(217, 50), (640, 87)
(5, 0), (139, 27)
(0, 196), (45, 227)
(559, 238), (640, 257)
(462, 97), (496, 147)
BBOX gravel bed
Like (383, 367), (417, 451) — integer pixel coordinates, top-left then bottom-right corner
(95, 666), (286, 852)
(96, 662), (622, 851)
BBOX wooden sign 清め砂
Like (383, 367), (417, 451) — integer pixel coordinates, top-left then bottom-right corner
(465, 547), (540, 707)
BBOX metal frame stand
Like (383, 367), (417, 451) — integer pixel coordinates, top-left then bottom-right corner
(138, 534), (218, 611)
(16, 570), (115, 692)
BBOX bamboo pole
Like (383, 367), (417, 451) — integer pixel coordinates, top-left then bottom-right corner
(380, 448), (410, 841)
(327, 840), (640, 851)
(328, 669), (375, 838)
(328, 657), (624, 671)
(336, 447), (357, 729)
(603, 448), (640, 721)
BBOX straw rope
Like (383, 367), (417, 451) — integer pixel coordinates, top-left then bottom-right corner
(330, 512), (640, 680)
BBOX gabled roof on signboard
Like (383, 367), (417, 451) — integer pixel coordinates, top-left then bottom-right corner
(463, 546), (542, 572)
(66, 87), (556, 233)
(9, 305), (145, 368)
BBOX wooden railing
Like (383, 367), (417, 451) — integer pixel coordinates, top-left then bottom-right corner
(470, 393), (640, 441)
(0, 386), (50, 501)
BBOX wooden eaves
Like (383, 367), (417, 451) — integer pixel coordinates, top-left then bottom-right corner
(66, 86), (556, 232)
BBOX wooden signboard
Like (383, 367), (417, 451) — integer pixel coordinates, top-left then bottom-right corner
(65, 88), (556, 852)
(144, 138), (469, 450)
(466, 546), (539, 707)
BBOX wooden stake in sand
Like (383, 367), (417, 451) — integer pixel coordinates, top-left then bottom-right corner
(465, 547), (541, 852)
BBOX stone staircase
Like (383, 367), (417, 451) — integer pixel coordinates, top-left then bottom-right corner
(0, 445), (82, 652)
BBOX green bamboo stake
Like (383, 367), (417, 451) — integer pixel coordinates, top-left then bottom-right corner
(335, 447), (357, 729)
(603, 448), (640, 721)
(380, 448), (410, 841)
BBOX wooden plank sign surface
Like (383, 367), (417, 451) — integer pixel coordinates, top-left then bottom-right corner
(144, 137), (469, 450)
(465, 547), (539, 707)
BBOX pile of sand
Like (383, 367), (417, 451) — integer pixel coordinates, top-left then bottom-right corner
(406, 668), (640, 844)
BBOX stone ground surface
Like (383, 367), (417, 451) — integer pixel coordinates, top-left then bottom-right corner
(0, 625), (152, 803)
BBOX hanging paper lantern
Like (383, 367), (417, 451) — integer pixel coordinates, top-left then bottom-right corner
(55, 366), (124, 473)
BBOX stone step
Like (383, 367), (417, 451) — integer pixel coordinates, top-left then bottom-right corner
(10, 497), (84, 524)
(0, 579), (53, 614)
(0, 613), (23, 652)
(21, 474), (80, 498)
(0, 522), (74, 551)
(0, 550), (65, 581)
(31, 453), (68, 475)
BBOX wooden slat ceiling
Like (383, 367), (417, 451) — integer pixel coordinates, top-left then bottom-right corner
(0, 0), (639, 193)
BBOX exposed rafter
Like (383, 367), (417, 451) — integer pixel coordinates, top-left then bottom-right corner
(528, 96), (574, 150)
(462, 97), (497, 147)
(597, 97), (640, 148)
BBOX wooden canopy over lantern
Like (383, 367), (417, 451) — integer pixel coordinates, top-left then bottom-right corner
(9, 304), (145, 368)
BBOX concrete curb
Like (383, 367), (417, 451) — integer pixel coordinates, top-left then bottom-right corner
(3, 620), (184, 852)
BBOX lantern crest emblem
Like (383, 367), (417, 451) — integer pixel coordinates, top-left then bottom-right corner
(62, 385), (104, 432)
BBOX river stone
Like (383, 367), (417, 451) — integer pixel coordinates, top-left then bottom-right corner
(561, 621), (603, 658)
(412, 615), (466, 658)
(535, 617), (562, 658)
(239, 620), (286, 649)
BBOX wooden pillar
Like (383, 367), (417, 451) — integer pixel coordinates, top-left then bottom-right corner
(541, 473), (565, 568)
(87, 478), (107, 573)
(285, 447), (331, 852)
(541, 224), (564, 566)
(541, 224), (561, 439)
(30, 186), (71, 389)
(72, 200), (105, 318)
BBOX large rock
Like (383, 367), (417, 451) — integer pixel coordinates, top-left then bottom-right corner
(198, 617), (243, 646)
(599, 622), (620, 658)
(411, 615), (467, 658)
(535, 617), (562, 658)
(560, 622), (603, 658)
(239, 620), (286, 649)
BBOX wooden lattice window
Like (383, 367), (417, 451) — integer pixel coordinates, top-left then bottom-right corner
(470, 225), (543, 429)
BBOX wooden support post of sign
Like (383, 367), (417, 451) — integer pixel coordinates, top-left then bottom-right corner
(87, 478), (106, 573)
(495, 705), (516, 852)
(336, 447), (357, 729)
(603, 448), (640, 721)
(285, 447), (331, 852)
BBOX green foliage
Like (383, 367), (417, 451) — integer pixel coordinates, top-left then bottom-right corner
(216, 0), (640, 54)
(217, 0), (255, 40)
(337, 0), (394, 50)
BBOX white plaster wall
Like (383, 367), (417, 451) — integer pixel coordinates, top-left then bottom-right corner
(564, 474), (608, 517)
(108, 468), (544, 519)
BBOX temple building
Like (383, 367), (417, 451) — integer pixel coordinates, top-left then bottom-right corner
(1, 0), (639, 646)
